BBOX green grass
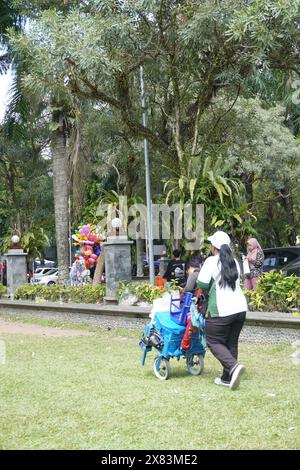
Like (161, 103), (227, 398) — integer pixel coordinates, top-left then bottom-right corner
(0, 323), (299, 450)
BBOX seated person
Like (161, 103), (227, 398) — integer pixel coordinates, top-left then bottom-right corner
(180, 261), (200, 297)
(163, 249), (186, 287)
(191, 250), (204, 268)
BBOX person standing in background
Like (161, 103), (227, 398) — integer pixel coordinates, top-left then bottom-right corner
(244, 238), (264, 290)
(181, 261), (200, 296)
(190, 250), (204, 268)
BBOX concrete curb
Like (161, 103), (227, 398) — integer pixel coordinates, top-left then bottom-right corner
(0, 299), (300, 328)
(0, 299), (150, 318)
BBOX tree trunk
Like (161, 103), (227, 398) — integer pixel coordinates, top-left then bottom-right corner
(241, 172), (254, 205)
(125, 154), (138, 197)
(280, 179), (296, 245)
(7, 164), (21, 232)
(51, 112), (70, 284)
(92, 252), (105, 286)
(69, 128), (90, 225)
(268, 201), (282, 246)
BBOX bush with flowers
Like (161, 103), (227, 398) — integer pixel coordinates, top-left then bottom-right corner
(117, 280), (171, 304)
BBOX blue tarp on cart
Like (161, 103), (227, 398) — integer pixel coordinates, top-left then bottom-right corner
(149, 311), (204, 358)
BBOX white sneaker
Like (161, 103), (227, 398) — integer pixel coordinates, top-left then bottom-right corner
(214, 377), (230, 387)
(230, 364), (246, 390)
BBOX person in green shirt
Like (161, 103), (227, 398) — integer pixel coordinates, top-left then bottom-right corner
(197, 231), (247, 390)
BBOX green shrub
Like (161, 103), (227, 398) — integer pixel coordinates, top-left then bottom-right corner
(15, 281), (168, 305)
(118, 281), (172, 304)
(0, 284), (7, 298)
(244, 271), (300, 312)
(14, 284), (106, 304)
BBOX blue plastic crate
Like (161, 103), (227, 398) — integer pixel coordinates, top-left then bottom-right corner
(170, 292), (193, 325)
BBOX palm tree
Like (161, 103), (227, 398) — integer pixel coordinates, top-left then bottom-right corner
(51, 108), (70, 284)
(2, 2), (80, 284)
(0, 1), (21, 74)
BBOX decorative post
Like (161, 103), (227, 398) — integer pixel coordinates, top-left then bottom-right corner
(4, 233), (27, 299)
(103, 213), (133, 304)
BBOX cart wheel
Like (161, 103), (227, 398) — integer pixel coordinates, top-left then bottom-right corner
(153, 357), (171, 380)
(186, 354), (204, 376)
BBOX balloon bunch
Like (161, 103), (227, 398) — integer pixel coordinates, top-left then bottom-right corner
(72, 224), (104, 269)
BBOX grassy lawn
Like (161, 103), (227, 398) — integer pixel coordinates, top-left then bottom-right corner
(0, 320), (299, 450)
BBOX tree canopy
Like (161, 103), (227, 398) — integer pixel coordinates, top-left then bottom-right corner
(1, 0), (300, 265)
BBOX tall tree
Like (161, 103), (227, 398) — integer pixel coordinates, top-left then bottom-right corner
(0, 0), (21, 73)
(7, 0), (300, 253)
(51, 108), (70, 282)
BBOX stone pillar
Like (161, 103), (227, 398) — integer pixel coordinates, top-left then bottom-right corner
(103, 238), (133, 303)
(5, 249), (27, 297)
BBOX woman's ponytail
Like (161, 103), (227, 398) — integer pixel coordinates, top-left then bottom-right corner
(218, 244), (238, 290)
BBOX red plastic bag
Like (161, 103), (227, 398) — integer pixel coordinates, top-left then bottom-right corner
(181, 317), (198, 351)
(195, 288), (209, 318)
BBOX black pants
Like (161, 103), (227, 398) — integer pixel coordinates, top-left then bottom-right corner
(205, 311), (246, 382)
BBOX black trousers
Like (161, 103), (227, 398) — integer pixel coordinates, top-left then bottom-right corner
(205, 311), (246, 382)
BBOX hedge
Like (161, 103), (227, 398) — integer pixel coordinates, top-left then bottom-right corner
(244, 271), (300, 312)
(14, 284), (106, 304)
(0, 284), (7, 298)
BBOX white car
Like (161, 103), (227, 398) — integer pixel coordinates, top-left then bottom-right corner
(33, 270), (58, 286)
(32, 267), (57, 282)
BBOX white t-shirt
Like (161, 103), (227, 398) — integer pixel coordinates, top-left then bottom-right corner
(197, 254), (247, 317)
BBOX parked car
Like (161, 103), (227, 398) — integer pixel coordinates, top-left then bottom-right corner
(32, 270), (58, 286)
(263, 247), (300, 276)
(31, 268), (58, 283)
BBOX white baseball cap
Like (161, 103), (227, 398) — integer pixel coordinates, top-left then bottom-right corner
(207, 231), (231, 250)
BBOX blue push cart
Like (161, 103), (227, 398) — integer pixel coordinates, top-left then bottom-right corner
(139, 293), (206, 380)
